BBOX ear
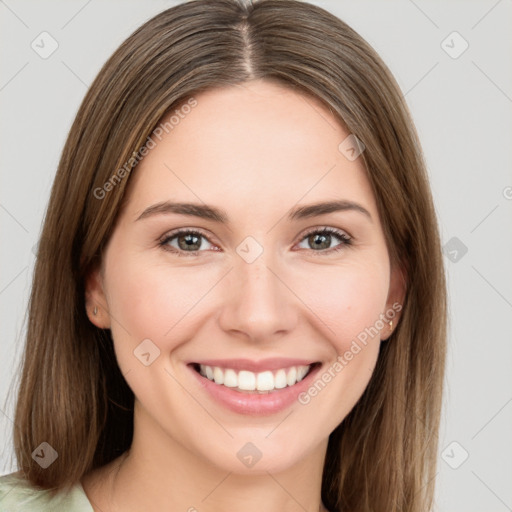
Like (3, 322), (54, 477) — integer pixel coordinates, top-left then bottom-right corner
(84, 263), (111, 329)
(382, 261), (407, 340)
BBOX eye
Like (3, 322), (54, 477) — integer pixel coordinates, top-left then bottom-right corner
(159, 229), (217, 256)
(295, 227), (352, 255)
(158, 226), (352, 257)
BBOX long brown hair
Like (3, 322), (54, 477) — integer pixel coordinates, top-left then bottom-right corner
(10, 1), (446, 510)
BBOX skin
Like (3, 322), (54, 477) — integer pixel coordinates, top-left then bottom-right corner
(82, 79), (405, 512)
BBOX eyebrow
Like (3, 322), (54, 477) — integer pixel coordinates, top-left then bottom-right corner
(135, 199), (372, 223)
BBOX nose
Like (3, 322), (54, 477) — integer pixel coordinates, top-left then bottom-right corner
(217, 252), (298, 344)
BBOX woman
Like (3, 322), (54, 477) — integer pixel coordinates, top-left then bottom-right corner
(0, 0), (446, 511)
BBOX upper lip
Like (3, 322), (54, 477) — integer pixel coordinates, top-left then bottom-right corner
(189, 358), (319, 373)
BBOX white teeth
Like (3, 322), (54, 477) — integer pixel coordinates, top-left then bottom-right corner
(256, 371), (274, 391)
(238, 370), (256, 390)
(213, 366), (224, 384)
(223, 369), (238, 388)
(297, 366), (309, 381)
(274, 369), (287, 389)
(197, 364), (313, 392)
(286, 367), (297, 386)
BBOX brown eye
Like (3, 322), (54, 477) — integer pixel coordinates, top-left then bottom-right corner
(159, 229), (215, 256)
(297, 227), (352, 254)
(307, 232), (331, 250)
(176, 232), (202, 251)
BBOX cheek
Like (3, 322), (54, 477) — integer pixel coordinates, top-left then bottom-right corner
(101, 254), (218, 412)
(289, 263), (388, 426)
(294, 260), (390, 351)
(104, 252), (222, 357)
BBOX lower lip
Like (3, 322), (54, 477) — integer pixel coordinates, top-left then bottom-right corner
(187, 363), (322, 416)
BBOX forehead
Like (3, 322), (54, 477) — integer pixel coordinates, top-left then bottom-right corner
(123, 80), (377, 222)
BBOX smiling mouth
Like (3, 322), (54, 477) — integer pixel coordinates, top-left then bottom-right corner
(189, 362), (321, 394)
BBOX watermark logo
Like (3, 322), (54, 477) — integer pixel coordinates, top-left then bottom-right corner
(236, 442), (262, 468)
(31, 442), (58, 468)
(236, 236), (264, 264)
(338, 134), (365, 161)
(31, 31), (59, 59)
(441, 31), (469, 59)
(441, 441), (469, 469)
(443, 236), (468, 263)
(134, 338), (161, 366)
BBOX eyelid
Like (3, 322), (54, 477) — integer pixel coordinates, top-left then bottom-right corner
(298, 225), (352, 241)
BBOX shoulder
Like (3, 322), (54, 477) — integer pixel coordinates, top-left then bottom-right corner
(0, 471), (94, 512)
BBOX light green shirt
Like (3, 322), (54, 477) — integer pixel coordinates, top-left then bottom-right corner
(0, 472), (94, 511)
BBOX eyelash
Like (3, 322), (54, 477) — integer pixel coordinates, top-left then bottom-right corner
(158, 227), (352, 257)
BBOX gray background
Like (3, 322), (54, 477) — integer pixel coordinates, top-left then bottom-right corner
(1, 1), (511, 510)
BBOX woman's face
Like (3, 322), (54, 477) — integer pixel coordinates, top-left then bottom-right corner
(87, 79), (404, 474)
